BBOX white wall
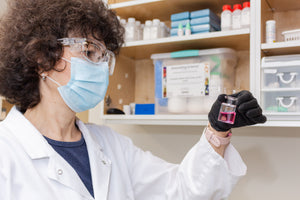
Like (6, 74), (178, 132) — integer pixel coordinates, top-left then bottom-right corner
(109, 124), (300, 200)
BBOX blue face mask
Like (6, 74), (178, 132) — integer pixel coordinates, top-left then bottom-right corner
(47, 57), (109, 113)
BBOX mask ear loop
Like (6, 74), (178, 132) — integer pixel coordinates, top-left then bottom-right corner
(54, 58), (69, 72)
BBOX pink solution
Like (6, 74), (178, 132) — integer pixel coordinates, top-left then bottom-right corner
(218, 111), (236, 124)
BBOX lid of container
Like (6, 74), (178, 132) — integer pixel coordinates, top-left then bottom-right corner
(222, 5), (232, 11)
(152, 19), (160, 25)
(262, 54), (300, 68)
(135, 21), (141, 26)
(128, 18), (135, 23)
(266, 20), (276, 24)
(145, 20), (152, 26)
(151, 48), (237, 60)
(243, 2), (250, 8)
(233, 4), (242, 10)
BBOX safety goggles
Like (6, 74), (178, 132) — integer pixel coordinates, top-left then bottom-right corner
(57, 38), (116, 75)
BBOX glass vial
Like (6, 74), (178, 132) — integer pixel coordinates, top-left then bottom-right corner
(218, 96), (237, 124)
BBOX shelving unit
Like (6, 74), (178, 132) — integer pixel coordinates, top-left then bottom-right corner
(256, 0), (300, 127)
(88, 0), (254, 126)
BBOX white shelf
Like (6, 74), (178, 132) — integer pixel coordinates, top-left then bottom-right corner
(109, 0), (244, 21)
(261, 88), (300, 92)
(261, 41), (300, 55)
(121, 29), (250, 59)
(102, 114), (209, 126)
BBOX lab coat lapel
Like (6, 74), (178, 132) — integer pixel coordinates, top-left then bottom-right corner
(47, 152), (94, 200)
(77, 120), (112, 200)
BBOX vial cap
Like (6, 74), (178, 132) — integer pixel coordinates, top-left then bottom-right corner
(243, 2), (250, 8)
(233, 4), (242, 11)
(135, 21), (141, 26)
(152, 19), (160, 25)
(128, 18), (136, 23)
(145, 20), (152, 26)
(226, 96), (238, 105)
(222, 5), (232, 11)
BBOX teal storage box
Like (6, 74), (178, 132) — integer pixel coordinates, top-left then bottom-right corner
(171, 11), (190, 21)
(151, 49), (237, 114)
(190, 9), (220, 23)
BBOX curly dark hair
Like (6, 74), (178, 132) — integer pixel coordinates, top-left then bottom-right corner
(0, 0), (124, 112)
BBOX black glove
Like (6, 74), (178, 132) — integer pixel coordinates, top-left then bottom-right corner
(208, 90), (267, 132)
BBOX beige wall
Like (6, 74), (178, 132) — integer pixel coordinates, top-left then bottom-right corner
(109, 124), (300, 200)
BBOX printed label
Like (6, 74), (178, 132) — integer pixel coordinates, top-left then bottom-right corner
(162, 63), (210, 98)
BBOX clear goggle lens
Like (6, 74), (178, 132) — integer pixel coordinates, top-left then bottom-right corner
(58, 38), (116, 75)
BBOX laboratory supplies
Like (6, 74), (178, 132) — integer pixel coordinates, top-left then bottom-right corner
(261, 54), (300, 113)
(190, 9), (220, 23)
(123, 105), (131, 115)
(151, 19), (161, 39)
(143, 20), (152, 40)
(171, 19), (190, 28)
(232, 4), (242, 30)
(125, 17), (136, 42)
(135, 104), (155, 115)
(177, 23), (184, 36)
(266, 20), (276, 43)
(241, 2), (250, 29)
(221, 5), (232, 31)
(218, 96), (237, 124)
(151, 48), (237, 114)
(171, 11), (190, 21)
(282, 29), (300, 42)
(185, 22), (191, 36)
(191, 17), (220, 29)
(135, 20), (141, 40)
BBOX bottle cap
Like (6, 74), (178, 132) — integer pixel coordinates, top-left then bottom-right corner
(185, 22), (191, 30)
(243, 2), (250, 8)
(222, 5), (232, 11)
(266, 20), (276, 24)
(145, 20), (152, 26)
(135, 21), (141, 26)
(128, 18), (136, 23)
(152, 19), (160, 25)
(226, 96), (237, 105)
(233, 4), (242, 11)
(178, 23), (183, 29)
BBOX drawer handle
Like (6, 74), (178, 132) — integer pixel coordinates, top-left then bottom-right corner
(276, 72), (298, 84)
(276, 97), (297, 108)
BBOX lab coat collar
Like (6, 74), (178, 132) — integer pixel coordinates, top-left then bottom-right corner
(3, 106), (112, 200)
(3, 106), (51, 159)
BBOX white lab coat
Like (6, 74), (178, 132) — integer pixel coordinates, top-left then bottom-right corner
(0, 106), (246, 200)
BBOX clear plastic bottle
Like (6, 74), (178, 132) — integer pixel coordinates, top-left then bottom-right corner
(135, 20), (141, 40)
(177, 23), (184, 36)
(151, 19), (161, 39)
(221, 5), (232, 31)
(241, 2), (250, 29)
(143, 20), (152, 40)
(232, 4), (242, 30)
(185, 22), (191, 36)
(160, 22), (166, 38)
(125, 17), (136, 42)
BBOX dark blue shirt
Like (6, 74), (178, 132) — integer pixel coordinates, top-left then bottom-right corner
(44, 135), (94, 197)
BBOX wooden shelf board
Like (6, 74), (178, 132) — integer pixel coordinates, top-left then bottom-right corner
(110, 0), (245, 21)
(267, 0), (300, 12)
(261, 41), (300, 55)
(120, 29), (250, 59)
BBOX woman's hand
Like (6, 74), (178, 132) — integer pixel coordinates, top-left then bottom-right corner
(208, 90), (267, 132)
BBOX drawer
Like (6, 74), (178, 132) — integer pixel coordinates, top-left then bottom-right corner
(262, 91), (300, 113)
(263, 68), (300, 88)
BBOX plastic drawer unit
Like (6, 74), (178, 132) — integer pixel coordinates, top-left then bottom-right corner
(261, 55), (300, 114)
(151, 48), (237, 114)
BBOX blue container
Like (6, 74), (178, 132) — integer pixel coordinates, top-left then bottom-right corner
(190, 9), (220, 23)
(171, 11), (190, 21)
(171, 19), (190, 28)
(135, 104), (155, 115)
(191, 24), (217, 33)
(190, 16), (220, 30)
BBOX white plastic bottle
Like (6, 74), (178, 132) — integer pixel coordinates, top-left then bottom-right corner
(160, 22), (166, 38)
(140, 24), (144, 40)
(135, 20), (141, 40)
(232, 4), (242, 30)
(177, 23), (184, 36)
(120, 19), (126, 27)
(151, 19), (161, 39)
(221, 5), (232, 31)
(125, 17), (136, 42)
(241, 2), (250, 29)
(266, 20), (276, 43)
(143, 20), (152, 40)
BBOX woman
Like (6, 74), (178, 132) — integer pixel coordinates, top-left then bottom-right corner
(0, 0), (266, 199)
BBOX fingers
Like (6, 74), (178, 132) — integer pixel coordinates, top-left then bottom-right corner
(246, 107), (263, 118)
(217, 94), (227, 103)
(238, 98), (259, 113)
(252, 115), (267, 123)
(234, 90), (254, 105)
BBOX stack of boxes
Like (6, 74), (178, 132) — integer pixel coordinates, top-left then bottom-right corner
(170, 9), (221, 36)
